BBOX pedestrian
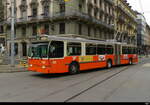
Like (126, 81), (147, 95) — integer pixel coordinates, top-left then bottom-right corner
(0, 44), (5, 56)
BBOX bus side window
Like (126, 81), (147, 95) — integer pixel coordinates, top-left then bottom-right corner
(106, 45), (113, 54)
(49, 41), (64, 58)
(122, 47), (126, 54)
(134, 48), (138, 54)
(86, 43), (96, 55)
(128, 47), (132, 54)
(122, 47), (125, 54)
(97, 44), (106, 55)
(67, 42), (81, 56)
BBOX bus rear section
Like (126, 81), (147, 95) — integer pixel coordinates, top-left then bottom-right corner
(121, 45), (138, 65)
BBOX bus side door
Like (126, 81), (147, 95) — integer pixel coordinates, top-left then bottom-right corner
(115, 44), (121, 65)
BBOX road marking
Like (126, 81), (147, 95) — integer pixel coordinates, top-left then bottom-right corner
(143, 63), (150, 67)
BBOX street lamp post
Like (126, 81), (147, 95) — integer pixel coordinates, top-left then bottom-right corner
(10, 0), (15, 67)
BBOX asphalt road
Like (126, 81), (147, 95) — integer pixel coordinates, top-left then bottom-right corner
(0, 58), (150, 102)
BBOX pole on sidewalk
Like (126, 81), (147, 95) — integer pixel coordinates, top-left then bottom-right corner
(10, 0), (15, 67)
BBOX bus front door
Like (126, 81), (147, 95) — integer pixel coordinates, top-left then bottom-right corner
(115, 44), (121, 65)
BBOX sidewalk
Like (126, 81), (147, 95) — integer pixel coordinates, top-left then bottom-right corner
(0, 65), (28, 73)
(0, 56), (28, 73)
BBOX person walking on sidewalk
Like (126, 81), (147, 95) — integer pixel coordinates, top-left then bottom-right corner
(0, 44), (5, 57)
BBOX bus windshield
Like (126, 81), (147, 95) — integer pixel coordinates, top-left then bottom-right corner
(28, 43), (49, 58)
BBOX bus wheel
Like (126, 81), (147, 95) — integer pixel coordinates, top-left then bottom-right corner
(129, 58), (133, 65)
(69, 63), (79, 75)
(107, 60), (112, 69)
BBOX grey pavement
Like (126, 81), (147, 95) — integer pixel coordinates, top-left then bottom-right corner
(0, 65), (27, 73)
(0, 58), (149, 102)
(0, 57), (27, 73)
(69, 58), (150, 102)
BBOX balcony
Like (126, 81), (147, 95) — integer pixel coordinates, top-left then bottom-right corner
(118, 15), (125, 23)
(127, 23), (133, 28)
(52, 11), (114, 30)
(117, 4), (136, 22)
(28, 15), (39, 21)
(105, 0), (114, 5)
(17, 18), (28, 23)
(41, 13), (51, 19)
(5, 10), (115, 30)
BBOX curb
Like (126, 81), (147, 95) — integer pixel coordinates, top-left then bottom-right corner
(0, 70), (28, 73)
(0, 67), (28, 73)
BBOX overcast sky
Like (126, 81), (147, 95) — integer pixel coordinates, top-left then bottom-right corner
(127, 0), (150, 25)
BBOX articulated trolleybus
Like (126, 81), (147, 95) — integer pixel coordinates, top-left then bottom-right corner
(28, 35), (138, 74)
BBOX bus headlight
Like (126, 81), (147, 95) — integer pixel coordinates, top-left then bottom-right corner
(42, 66), (46, 69)
(30, 64), (33, 67)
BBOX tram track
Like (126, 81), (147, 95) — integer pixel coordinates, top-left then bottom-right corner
(64, 65), (131, 102)
(33, 66), (128, 102)
(63, 59), (148, 102)
(34, 64), (133, 102)
(34, 60), (144, 102)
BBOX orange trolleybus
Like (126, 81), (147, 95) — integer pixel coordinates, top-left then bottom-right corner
(28, 35), (138, 74)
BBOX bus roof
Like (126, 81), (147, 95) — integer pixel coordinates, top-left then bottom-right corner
(30, 35), (136, 47)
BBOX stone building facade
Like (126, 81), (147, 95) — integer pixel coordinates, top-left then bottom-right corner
(115, 0), (137, 44)
(5, 0), (137, 58)
(136, 12), (150, 54)
(145, 24), (150, 54)
(0, 0), (6, 47)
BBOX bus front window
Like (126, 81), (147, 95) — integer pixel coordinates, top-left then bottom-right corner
(28, 43), (49, 58)
(48, 41), (64, 58)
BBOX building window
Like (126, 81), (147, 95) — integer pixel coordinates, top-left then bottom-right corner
(94, 28), (97, 37)
(51, 24), (55, 32)
(94, 8), (97, 18)
(14, 43), (18, 56)
(59, 23), (65, 34)
(88, 26), (91, 36)
(0, 26), (3, 33)
(32, 8), (37, 17)
(14, 28), (16, 38)
(20, 0), (27, 19)
(22, 42), (27, 56)
(0, 38), (5, 46)
(9, 43), (18, 56)
(22, 26), (26, 37)
(79, 24), (82, 35)
(94, 0), (97, 4)
(43, 6), (49, 16)
(88, 7), (92, 16)
(32, 25), (37, 36)
(60, 3), (65, 12)
(22, 11), (27, 19)
(44, 24), (49, 34)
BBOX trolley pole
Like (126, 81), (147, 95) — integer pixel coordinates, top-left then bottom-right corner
(10, 0), (15, 67)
